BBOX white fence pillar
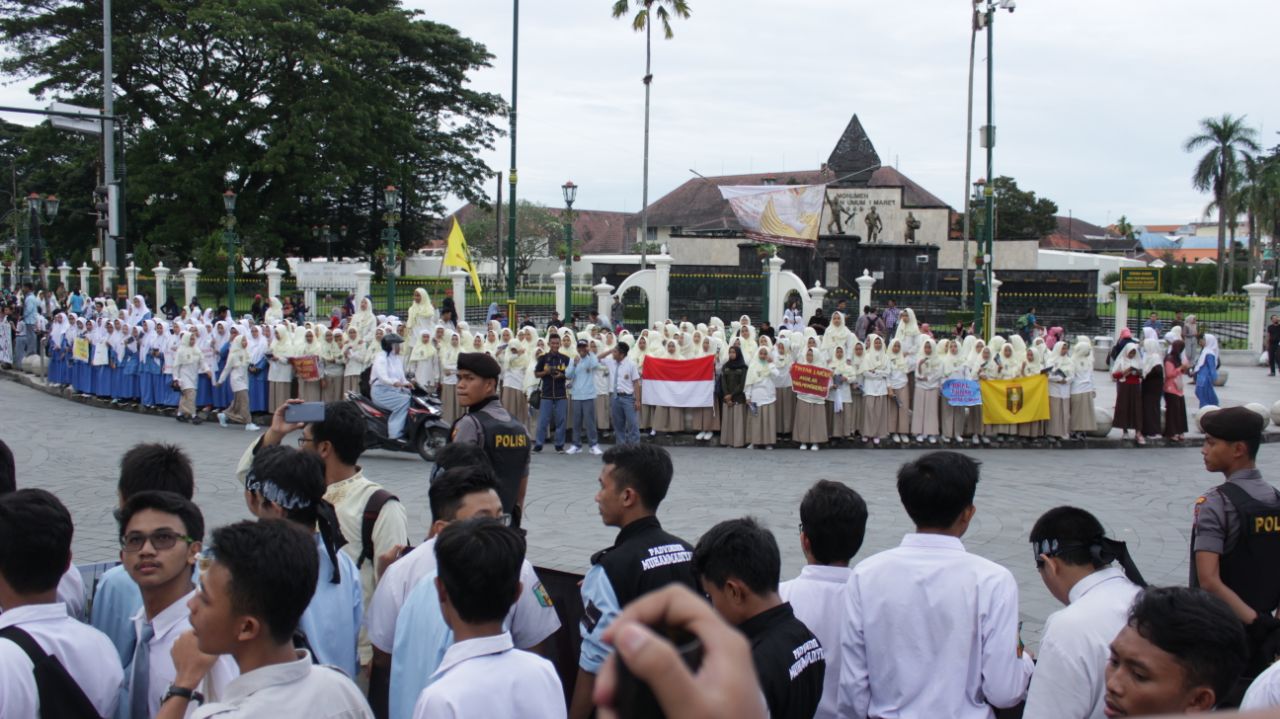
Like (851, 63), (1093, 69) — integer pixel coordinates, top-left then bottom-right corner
(126, 263), (139, 299)
(353, 269), (374, 304)
(450, 269), (469, 322)
(78, 263), (92, 294)
(153, 263), (170, 308)
(652, 254), (674, 324)
(265, 267), (285, 300)
(179, 263), (201, 306)
(1245, 281), (1272, 353)
(1113, 285), (1129, 340)
(40, 266), (50, 290)
(989, 276), (1003, 339)
(551, 265), (567, 321)
(101, 264), (116, 300)
(57, 262), (71, 291)
(766, 255), (786, 328)
(807, 281), (828, 324)
(594, 281), (615, 325)
(855, 269), (876, 315)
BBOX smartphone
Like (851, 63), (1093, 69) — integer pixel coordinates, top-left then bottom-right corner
(612, 632), (703, 719)
(285, 402), (326, 424)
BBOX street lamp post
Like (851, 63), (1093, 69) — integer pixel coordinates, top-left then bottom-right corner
(973, 0), (1014, 339)
(312, 224), (348, 262)
(561, 181), (577, 323)
(382, 185), (401, 314)
(222, 189), (238, 313)
(23, 192), (59, 286)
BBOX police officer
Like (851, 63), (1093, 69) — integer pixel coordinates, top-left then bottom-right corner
(449, 351), (532, 528)
(1190, 406), (1280, 693)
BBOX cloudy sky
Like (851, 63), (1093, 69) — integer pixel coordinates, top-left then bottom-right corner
(3, 0), (1276, 228)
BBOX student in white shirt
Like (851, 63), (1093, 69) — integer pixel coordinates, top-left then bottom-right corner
(159, 519), (374, 719)
(0, 488), (124, 719)
(411, 517), (564, 718)
(779, 480), (867, 719)
(117, 490), (238, 718)
(1023, 506), (1146, 719)
(838, 451), (1034, 719)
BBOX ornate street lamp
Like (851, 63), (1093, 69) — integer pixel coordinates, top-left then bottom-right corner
(23, 192), (58, 285)
(382, 185), (401, 313)
(222, 189), (239, 312)
(312, 223), (348, 262)
(561, 181), (577, 323)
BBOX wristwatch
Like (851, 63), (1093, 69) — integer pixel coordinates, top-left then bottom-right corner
(161, 684), (205, 706)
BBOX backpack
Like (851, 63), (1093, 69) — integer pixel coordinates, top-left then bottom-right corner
(357, 489), (398, 569)
(0, 626), (101, 718)
(1016, 314), (1030, 330)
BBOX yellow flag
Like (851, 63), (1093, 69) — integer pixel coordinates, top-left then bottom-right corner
(442, 218), (482, 301)
(980, 374), (1051, 425)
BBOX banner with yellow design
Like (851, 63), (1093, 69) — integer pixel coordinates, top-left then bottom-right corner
(980, 374), (1050, 424)
(718, 185), (826, 248)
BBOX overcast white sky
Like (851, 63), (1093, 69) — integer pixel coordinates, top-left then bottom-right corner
(3, 0), (1276, 227)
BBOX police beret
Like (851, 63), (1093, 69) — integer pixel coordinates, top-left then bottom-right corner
(1200, 406), (1265, 443)
(457, 352), (501, 379)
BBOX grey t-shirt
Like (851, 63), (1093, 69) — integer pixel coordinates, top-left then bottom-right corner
(1193, 468), (1279, 555)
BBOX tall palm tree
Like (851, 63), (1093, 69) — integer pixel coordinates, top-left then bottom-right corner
(1184, 114), (1260, 293)
(611, 0), (692, 270)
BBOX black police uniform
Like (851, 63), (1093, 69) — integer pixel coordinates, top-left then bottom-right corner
(450, 395), (531, 518)
(740, 602), (826, 719)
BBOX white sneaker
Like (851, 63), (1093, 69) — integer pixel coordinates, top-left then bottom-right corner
(810, 444), (819, 452)
(565, 445), (581, 455)
(217, 412), (228, 428)
(972, 436), (980, 445)
(873, 437), (881, 445)
(650, 429), (657, 436)
(765, 446), (774, 451)
(928, 436), (937, 444)
(799, 444), (808, 451)
(589, 445), (603, 455)
(941, 436), (951, 444)
(245, 423), (261, 432)
(915, 434), (924, 442)
(746, 443), (754, 450)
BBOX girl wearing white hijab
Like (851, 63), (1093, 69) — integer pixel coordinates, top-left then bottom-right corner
(217, 335), (259, 430)
(1111, 342), (1144, 443)
(268, 325), (295, 408)
(847, 340), (867, 438)
(744, 344), (780, 450)
(589, 338), (612, 436)
(408, 328), (440, 394)
(974, 345), (1000, 445)
(247, 324), (270, 413)
(688, 336), (721, 441)
(826, 344), (855, 440)
(911, 338), (942, 443)
(295, 327), (325, 402)
(157, 322), (182, 407)
(793, 346), (829, 451)
(859, 335), (891, 444)
(771, 335), (796, 437)
(175, 331), (212, 424)
(650, 339), (686, 435)
(351, 296), (377, 342)
(342, 326), (370, 395)
(264, 296), (284, 324)
(126, 295), (152, 326)
(821, 311), (852, 355)
(90, 318), (111, 398)
(1018, 345), (1047, 440)
(321, 329), (346, 403)
(1046, 339), (1075, 440)
(500, 331), (532, 427)
(406, 287), (437, 346)
(938, 339), (969, 444)
(1068, 336), (1098, 439)
(886, 338), (911, 443)
(1139, 338), (1164, 442)
(439, 331), (463, 424)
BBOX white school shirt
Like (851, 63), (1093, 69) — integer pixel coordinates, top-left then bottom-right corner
(1022, 567), (1141, 719)
(0, 602), (124, 719)
(410, 633), (565, 719)
(1243, 656), (1280, 710)
(371, 352), (407, 388)
(779, 565), (851, 719)
(191, 650), (373, 719)
(838, 533), (1034, 719)
(127, 590), (239, 718)
(1070, 365), (1094, 394)
(602, 356), (640, 395)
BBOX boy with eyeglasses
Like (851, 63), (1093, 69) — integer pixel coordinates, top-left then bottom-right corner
(117, 490), (237, 718)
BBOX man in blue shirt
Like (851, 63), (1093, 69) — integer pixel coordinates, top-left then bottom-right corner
(566, 339), (601, 455)
(533, 334), (570, 453)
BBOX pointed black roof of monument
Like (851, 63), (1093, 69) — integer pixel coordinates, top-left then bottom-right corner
(826, 114), (881, 186)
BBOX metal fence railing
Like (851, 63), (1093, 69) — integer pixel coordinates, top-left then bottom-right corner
(1098, 293), (1251, 349)
(668, 272), (765, 324)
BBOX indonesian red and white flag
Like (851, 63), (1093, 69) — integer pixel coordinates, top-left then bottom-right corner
(642, 356), (715, 408)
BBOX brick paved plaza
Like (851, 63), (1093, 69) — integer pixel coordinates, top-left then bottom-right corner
(2, 374), (1277, 647)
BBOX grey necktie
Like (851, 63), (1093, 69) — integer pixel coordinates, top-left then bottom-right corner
(129, 621), (154, 719)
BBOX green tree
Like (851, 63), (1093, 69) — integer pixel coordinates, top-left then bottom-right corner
(1114, 215), (1135, 240)
(611, 0), (690, 268)
(0, 0), (505, 273)
(967, 175), (1058, 241)
(461, 200), (558, 283)
(1184, 113), (1260, 294)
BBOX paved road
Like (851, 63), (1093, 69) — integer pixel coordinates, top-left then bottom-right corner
(0, 377), (1248, 647)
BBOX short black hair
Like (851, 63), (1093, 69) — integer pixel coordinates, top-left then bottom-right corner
(800, 480), (868, 564)
(615, 341), (630, 355)
(0, 439), (14, 495)
(433, 442), (493, 477)
(435, 518), (527, 624)
(429, 465), (500, 523)
(896, 451), (980, 529)
(693, 517), (780, 596)
(601, 444), (673, 511)
(117, 490), (205, 543)
(309, 401), (366, 466)
(1029, 506), (1107, 568)
(0, 489), (73, 593)
(119, 443), (195, 500)
(210, 519), (318, 645)
(248, 445), (326, 526)
(1127, 587), (1246, 701)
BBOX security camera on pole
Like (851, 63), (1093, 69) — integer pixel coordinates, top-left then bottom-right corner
(972, 0), (1016, 340)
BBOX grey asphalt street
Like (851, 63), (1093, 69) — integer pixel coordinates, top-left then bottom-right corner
(0, 377), (1250, 646)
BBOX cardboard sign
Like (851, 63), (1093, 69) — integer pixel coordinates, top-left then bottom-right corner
(790, 363), (833, 397)
(941, 379), (982, 407)
(289, 355), (322, 381)
(73, 338), (90, 361)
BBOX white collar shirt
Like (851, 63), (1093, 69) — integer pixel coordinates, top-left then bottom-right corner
(603, 356), (639, 395)
(191, 650), (373, 719)
(0, 602), (124, 719)
(131, 590), (239, 718)
(780, 565), (851, 719)
(839, 533), (1034, 719)
(366, 537), (440, 653)
(1022, 567), (1141, 719)
(410, 633), (565, 719)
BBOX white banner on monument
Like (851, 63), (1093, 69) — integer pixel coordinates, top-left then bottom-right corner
(718, 184), (827, 248)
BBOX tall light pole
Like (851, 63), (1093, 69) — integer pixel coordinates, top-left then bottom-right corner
(24, 192), (58, 286)
(312, 223), (347, 262)
(222, 189), (238, 313)
(505, 0), (520, 330)
(973, 0), (1015, 339)
(561, 181), (577, 323)
(382, 185), (401, 314)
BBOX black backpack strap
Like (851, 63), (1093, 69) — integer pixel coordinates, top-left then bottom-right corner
(358, 489), (398, 569)
(0, 625), (101, 718)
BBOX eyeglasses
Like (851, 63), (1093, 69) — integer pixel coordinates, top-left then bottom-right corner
(121, 530), (195, 553)
(797, 522), (805, 535)
(297, 436), (314, 447)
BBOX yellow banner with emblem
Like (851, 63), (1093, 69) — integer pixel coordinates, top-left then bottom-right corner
(980, 374), (1050, 424)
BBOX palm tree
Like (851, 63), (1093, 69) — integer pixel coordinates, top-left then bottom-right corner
(1114, 215), (1134, 240)
(611, 0), (692, 270)
(1184, 114), (1260, 293)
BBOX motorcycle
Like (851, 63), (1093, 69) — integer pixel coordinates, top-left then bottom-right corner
(346, 387), (451, 462)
